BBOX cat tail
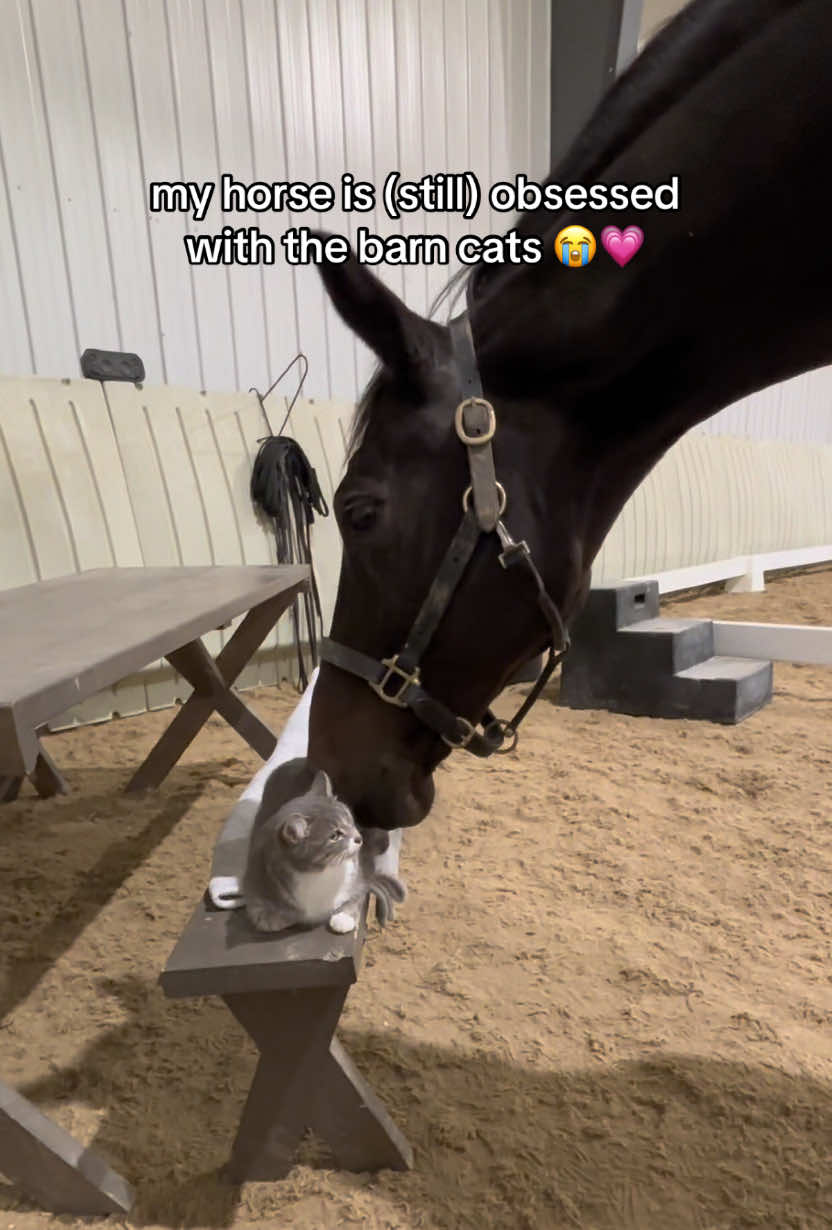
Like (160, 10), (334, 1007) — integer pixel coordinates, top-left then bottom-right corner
(370, 873), (407, 927)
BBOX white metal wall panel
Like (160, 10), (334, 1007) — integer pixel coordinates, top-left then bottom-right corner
(202, 0), (271, 392)
(0, 0), (79, 375)
(273, 0), (339, 400)
(166, 0), (238, 393)
(123, 0), (204, 389)
(3, 0), (830, 441)
(696, 367), (832, 445)
(593, 433), (832, 583)
(29, 0), (118, 358)
(78, 0), (166, 383)
(0, 0), (551, 405)
(239, 0), (301, 388)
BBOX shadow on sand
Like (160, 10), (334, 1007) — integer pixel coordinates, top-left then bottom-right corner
(7, 980), (832, 1230)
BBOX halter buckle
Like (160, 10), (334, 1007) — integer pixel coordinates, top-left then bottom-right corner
(441, 716), (477, 749)
(496, 520), (530, 569)
(455, 397), (496, 445)
(369, 655), (421, 707)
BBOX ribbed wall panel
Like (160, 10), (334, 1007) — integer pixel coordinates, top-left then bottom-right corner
(593, 433), (832, 584)
(696, 368), (832, 445)
(0, 0), (550, 403)
(0, 375), (350, 728)
(3, 371), (831, 726)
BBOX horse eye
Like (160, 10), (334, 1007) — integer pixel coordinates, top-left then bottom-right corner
(346, 502), (378, 532)
(340, 491), (382, 533)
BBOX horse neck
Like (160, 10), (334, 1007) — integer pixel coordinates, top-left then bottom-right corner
(468, 0), (832, 574)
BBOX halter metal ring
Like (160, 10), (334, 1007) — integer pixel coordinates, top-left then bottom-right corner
(463, 481), (507, 516)
(455, 397), (496, 445)
(493, 723), (519, 754)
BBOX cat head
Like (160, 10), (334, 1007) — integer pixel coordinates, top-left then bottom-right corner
(270, 769), (362, 870)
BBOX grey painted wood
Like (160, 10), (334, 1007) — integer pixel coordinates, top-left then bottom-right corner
(0, 777), (23, 803)
(160, 899), (367, 997)
(0, 565), (308, 796)
(221, 993), (412, 1181)
(28, 747), (69, 798)
(308, 1037), (414, 1173)
(0, 565), (308, 721)
(223, 986), (350, 1181)
(0, 1079), (133, 1215)
(125, 589), (300, 792)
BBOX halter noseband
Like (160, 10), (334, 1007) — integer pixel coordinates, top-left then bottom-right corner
(319, 313), (570, 757)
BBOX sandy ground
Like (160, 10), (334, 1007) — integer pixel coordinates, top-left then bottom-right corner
(0, 566), (830, 1230)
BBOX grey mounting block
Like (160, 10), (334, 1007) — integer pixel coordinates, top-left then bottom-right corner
(560, 581), (772, 724)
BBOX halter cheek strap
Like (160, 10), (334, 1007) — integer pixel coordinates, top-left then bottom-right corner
(319, 313), (570, 758)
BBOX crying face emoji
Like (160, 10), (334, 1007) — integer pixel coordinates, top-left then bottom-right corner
(555, 225), (597, 267)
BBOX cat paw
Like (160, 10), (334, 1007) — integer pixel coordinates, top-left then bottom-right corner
(328, 910), (357, 934)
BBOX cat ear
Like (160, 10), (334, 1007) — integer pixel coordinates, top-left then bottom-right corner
(280, 814), (309, 845)
(310, 769), (334, 798)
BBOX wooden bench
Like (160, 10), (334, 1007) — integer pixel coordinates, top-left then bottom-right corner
(160, 894), (413, 1180)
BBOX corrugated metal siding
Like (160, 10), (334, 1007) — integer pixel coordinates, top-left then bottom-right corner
(0, 0), (551, 403)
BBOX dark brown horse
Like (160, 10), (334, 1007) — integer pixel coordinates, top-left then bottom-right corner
(309, 0), (832, 831)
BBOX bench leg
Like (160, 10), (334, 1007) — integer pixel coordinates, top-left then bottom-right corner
(0, 1079), (133, 1215)
(0, 747), (69, 805)
(29, 746), (69, 799)
(165, 640), (277, 759)
(125, 589), (297, 793)
(222, 987), (412, 1181)
(0, 777), (23, 803)
(308, 1036), (413, 1172)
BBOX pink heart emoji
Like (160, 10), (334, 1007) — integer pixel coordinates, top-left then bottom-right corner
(600, 225), (644, 267)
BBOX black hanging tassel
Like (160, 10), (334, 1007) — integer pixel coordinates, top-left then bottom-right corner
(250, 435), (329, 689)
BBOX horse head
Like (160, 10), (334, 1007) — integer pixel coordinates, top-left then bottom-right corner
(309, 0), (832, 831)
(307, 255), (591, 829)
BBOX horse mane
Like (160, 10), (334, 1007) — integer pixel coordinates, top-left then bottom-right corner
(347, 366), (383, 456)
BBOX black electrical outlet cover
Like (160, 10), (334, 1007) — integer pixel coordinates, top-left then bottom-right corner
(80, 349), (145, 383)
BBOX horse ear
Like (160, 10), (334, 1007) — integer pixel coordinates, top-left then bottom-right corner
(310, 769), (334, 798)
(315, 235), (441, 384)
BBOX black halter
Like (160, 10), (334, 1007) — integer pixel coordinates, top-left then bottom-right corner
(319, 313), (570, 757)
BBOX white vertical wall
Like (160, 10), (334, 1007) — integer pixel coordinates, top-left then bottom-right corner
(693, 369), (832, 446)
(0, 0), (551, 403)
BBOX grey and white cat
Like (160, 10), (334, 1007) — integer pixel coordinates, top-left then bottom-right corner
(242, 757), (406, 935)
